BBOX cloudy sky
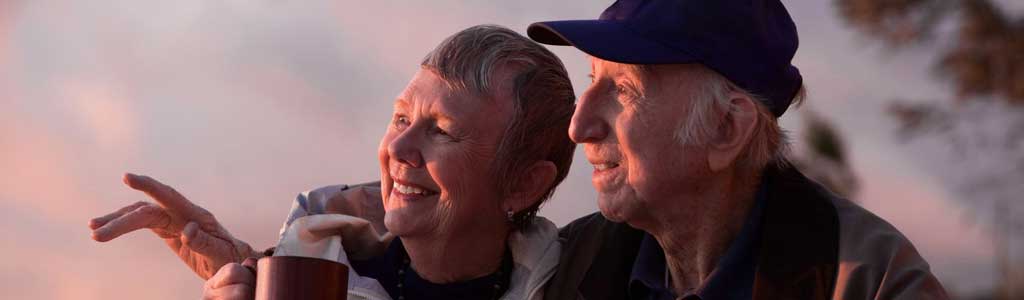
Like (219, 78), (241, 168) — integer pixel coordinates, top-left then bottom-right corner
(2, 0), (1017, 298)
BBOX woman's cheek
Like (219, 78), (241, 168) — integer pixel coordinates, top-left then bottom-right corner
(432, 198), (459, 232)
(378, 132), (394, 167)
(434, 177), (473, 228)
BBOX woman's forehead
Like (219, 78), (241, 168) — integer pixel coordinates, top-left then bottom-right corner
(395, 69), (513, 123)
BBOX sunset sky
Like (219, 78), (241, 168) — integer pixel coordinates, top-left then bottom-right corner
(2, 0), (1020, 298)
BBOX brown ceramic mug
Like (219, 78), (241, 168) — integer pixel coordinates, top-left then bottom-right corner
(255, 256), (349, 300)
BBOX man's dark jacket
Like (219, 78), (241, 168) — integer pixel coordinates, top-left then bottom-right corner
(543, 165), (949, 300)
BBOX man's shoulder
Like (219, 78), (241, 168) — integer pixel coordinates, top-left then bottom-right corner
(829, 197), (949, 299)
(757, 165), (947, 299)
(832, 197), (912, 249)
(831, 196), (929, 270)
(774, 165), (933, 275)
(768, 164), (921, 254)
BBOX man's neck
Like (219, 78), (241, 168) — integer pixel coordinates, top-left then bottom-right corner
(401, 228), (509, 284)
(638, 170), (760, 295)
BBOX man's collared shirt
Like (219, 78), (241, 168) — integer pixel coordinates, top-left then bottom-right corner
(628, 183), (767, 300)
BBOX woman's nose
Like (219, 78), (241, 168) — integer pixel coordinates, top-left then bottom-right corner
(569, 89), (610, 144)
(387, 130), (424, 168)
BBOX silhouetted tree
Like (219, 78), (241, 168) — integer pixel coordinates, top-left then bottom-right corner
(837, 0), (1024, 103)
(836, 0), (1023, 298)
(791, 111), (859, 199)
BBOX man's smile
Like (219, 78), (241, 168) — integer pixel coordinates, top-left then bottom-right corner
(593, 162), (619, 171)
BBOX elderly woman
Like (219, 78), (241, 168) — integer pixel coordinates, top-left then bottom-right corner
(89, 25), (576, 300)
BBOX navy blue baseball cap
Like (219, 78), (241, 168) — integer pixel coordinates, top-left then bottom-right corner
(528, 0), (802, 117)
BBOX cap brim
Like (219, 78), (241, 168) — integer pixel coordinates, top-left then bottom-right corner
(528, 20), (698, 65)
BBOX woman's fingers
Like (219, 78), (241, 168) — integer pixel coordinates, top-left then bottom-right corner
(302, 214), (374, 239)
(91, 204), (171, 242)
(210, 263), (256, 289)
(182, 221), (235, 261)
(296, 214), (394, 260)
(123, 173), (201, 219)
(202, 284), (255, 300)
(203, 264), (256, 300)
(88, 201), (148, 230)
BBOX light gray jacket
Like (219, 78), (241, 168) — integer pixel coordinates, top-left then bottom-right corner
(276, 182), (562, 300)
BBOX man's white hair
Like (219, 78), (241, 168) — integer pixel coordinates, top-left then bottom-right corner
(675, 66), (804, 171)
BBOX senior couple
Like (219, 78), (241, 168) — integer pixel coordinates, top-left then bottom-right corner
(89, 1), (950, 299)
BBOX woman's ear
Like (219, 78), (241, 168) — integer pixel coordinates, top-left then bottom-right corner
(706, 91), (758, 172)
(505, 160), (557, 213)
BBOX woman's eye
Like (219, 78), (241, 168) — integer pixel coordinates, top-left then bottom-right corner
(432, 126), (459, 141)
(393, 115), (409, 128)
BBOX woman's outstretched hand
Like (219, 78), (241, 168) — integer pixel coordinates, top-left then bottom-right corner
(89, 173), (256, 279)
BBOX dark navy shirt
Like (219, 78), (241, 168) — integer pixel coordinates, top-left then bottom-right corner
(628, 183), (767, 300)
(349, 238), (513, 300)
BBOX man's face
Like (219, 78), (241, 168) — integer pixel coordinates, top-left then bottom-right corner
(378, 68), (514, 239)
(571, 58), (711, 223)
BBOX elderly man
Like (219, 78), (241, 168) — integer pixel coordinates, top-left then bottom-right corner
(528, 0), (949, 299)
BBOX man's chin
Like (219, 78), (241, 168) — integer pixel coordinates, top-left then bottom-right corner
(597, 195), (631, 223)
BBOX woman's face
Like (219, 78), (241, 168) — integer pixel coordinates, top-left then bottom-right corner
(378, 68), (515, 240)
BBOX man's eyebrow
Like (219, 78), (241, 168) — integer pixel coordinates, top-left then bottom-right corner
(431, 111), (454, 124)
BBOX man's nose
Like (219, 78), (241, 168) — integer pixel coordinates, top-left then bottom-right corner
(569, 88), (609, 144)
(387, 130), (424, 168)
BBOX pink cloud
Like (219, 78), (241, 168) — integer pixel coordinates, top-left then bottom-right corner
(0, 116), (89, 223)
(60, 78), (139, 150)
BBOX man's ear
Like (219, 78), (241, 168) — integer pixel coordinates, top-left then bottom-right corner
(707, 92), (759, 172)
(505, 160), (557, 214)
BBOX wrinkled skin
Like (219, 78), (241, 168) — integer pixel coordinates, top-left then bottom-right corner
(377, 68), (513, 240)
(202, 260), (257, 300)
(89, 173), (255, 280)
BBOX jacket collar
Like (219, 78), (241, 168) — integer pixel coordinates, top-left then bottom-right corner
(346, 217), (562, 300)
(565, 164), (839, 300)
(751, 163), (839, 300)
(503, 216), (563, 300)
(627, 182), (768, 300)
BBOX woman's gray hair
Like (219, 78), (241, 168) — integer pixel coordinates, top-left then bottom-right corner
(421, 25), (576, 230)
(676, 66), (805, 171)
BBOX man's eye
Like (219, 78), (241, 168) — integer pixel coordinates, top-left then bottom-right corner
(615, 84), (633, 97)
(616, 83), (640, 100)
(434, 127), (450, 137)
